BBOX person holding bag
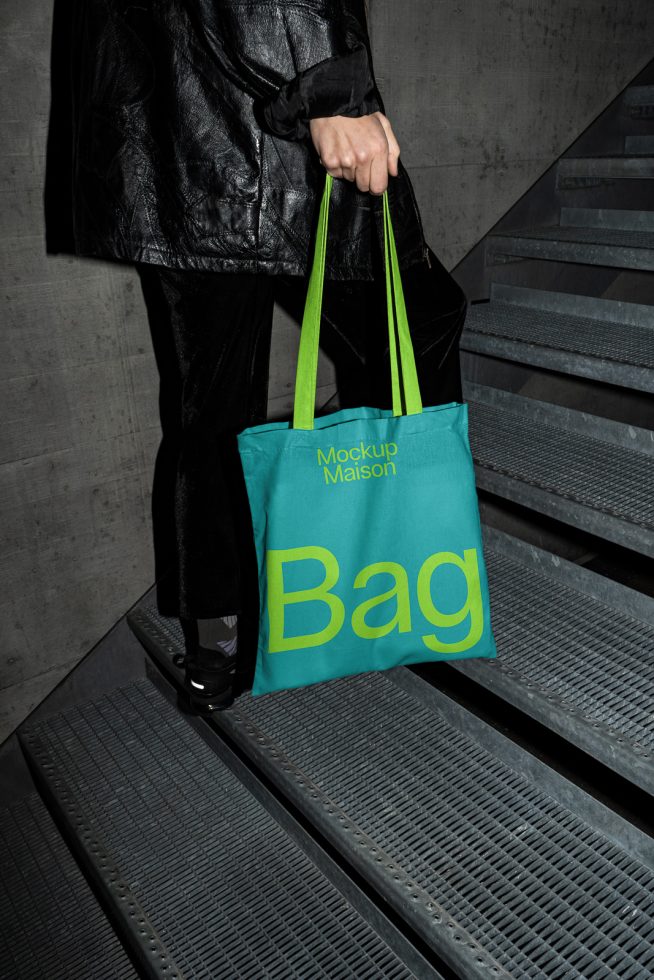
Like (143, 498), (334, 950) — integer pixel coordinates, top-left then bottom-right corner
(45, 0), (468, 712)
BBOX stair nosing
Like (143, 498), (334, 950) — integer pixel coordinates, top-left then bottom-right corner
(462, 332), (654, 393)
(465, 381), (654, 453)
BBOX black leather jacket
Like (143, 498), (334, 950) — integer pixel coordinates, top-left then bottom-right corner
(45, 0), (429, 280)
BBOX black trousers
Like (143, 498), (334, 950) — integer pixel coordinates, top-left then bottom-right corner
(135, 243), (467, 696)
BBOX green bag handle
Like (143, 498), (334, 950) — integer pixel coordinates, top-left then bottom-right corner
(293, 172), (423, 430)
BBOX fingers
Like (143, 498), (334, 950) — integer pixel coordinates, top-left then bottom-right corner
(386, 131), (400, 178)
(374, 112), (400, 176)
(324, 164), (344, 179)
(368, 152), (388, 195)
(309, 114), (401, 194)
(318, 155), (344, 180)
(357, 120), (389, 193)
(337, 130), (358, 184)
(316, 127), (351, 182)
(351, 127), (386, 194)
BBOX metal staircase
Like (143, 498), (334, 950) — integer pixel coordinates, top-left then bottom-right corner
(2, 66), (654, 980)
(455, 71), (654, 817)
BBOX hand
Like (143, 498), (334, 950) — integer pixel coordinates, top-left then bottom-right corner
(309, 111), (400, 195)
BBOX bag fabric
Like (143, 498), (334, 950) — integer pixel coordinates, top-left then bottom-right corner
(238, 174), (497, 697)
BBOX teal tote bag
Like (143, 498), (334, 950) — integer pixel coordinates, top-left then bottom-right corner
(238, 173), (497, 697)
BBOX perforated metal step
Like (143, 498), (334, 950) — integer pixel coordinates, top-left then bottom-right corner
(626, 135), (654, 155)
(462, 284), (654, 391)
(623, 86), (654, 120)
(488, 209), (654, 270)
(558, 156), (654, 181)
(0, 792), (137, 980)
(464, 382), (654, 557)
(453, 527), (654, 793)
(19, 681), (440, 980)
(127, 596), (654, 980)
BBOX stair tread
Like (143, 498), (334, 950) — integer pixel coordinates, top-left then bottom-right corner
(20, 682), (427, 980)
(559, 156), (654, 174)
(624, 85), (654, 104)
(455, 528), (654, 792)
(491, 223), (654, 249)
(130, 600), (654, 980)
(468, 396), (653, 529)
(233, 677), (654, 976)
(464, 299), (654, 370)
(465, 384), (654, 555)
(0, 793), (137, 980)
(625, 135), (654, 155)
(562, 155), (654, 161)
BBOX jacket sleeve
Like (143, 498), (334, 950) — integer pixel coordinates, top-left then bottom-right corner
(261, 41), (382, 140)
(211, 1), (383, 141)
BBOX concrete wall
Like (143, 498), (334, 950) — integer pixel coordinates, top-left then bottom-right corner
(1, 1), (653, 743)
(369, 0), (654, 269)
